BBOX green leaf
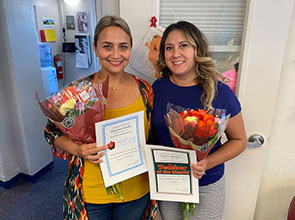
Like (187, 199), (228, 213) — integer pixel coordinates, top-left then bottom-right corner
(85, 99), (96, 108)
(181, 202), (185, 213)
(65, 109), (80, 118)
(180, 202), (196, 220)
(208, 132), (219, 145)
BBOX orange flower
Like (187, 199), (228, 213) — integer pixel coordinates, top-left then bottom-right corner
(203, 114), (214, 122)
(180, 109), (218, 139)
(165, 104), (229, 162)
(207, 120), (218, 136)
(61, 86), (77, 103)
(195, 120), (208, 138)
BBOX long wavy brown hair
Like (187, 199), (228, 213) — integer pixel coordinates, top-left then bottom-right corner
(158, 21), (225, 110)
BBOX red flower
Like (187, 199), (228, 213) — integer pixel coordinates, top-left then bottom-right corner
(61, 86), (77, 103)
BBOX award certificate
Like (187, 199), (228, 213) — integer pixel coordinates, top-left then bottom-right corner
(145, 144), (199, 203)
(95, 111), (147, 187)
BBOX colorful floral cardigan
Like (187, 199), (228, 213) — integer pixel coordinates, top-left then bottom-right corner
(44, 74), (156, 220)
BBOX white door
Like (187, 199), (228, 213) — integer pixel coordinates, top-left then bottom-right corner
(223, 0), (295, 219)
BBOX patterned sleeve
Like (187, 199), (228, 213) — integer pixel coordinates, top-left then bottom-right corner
(144, 78), (154, 118)
(133, 75), (154, 128)
(148, 83), (154, 111)
(44, 120), (71, 160)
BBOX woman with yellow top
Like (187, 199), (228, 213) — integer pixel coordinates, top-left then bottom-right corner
(44, 16), (154, 220)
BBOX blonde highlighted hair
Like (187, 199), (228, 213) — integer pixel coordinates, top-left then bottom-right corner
(93, 15), (133, 47)
(158, 21), (225, 110)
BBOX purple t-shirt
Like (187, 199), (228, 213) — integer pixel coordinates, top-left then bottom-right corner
(151, 77), (241, 186)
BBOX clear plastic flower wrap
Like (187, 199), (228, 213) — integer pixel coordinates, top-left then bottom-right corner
(36, 76), (108, 144)
(165, 103), (230, 219)
(36, 75), (125, 201)
(165, 102), (230, 161)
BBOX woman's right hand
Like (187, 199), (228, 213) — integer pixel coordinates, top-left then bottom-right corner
(54, 136), (108, 164)
(77, 143), (108, 164)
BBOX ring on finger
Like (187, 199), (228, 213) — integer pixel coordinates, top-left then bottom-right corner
(88, 155), (91, 160)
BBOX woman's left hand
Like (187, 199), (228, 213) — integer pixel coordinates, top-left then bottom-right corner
(191, 158), (209, 179)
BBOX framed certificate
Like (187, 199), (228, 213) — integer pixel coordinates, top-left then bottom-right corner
(145, 144), (199, 203)
(95, 111), (147, 187)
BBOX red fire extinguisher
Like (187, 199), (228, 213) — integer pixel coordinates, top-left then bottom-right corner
(54, 54), (63, 79)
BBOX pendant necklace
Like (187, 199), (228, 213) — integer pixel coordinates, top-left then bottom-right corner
(111, 79), (123, 90)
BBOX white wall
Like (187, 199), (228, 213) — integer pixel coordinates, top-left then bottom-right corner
(95, 0), (119, 19)
(34, 0), (97, 88)
(120, 0), (158, 85)
(254, 4), (295, 219)
(0, 0), (101, 184)
(0, 4), (22, 180)
(33, 0), (63, 58)
(0, 0), (52, 181)
(60, 0), (97, 85)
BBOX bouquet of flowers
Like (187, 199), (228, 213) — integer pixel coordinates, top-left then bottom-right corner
(165, 103), (230, 161)
(36, 75), (124, 201)
(36, 76), (108, 144)
(165, 103), (230, 219)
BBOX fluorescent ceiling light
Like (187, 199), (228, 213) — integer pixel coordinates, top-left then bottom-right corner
(64, 0), (80, 7)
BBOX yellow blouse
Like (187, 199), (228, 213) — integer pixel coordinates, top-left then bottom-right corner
(83, 96), (149, 203)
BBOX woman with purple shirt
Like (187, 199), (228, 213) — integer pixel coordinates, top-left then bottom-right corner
(151, 21), (247, 220)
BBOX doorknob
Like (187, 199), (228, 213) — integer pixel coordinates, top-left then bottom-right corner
(247, 134), (264, 147)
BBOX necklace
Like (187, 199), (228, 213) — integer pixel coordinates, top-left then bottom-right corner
(110, 79), (123, 90)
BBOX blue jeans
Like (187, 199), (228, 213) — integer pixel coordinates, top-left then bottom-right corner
(85, 192), (150, 220)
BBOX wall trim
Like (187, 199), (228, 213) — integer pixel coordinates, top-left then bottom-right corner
(0, 161), (54, 189)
